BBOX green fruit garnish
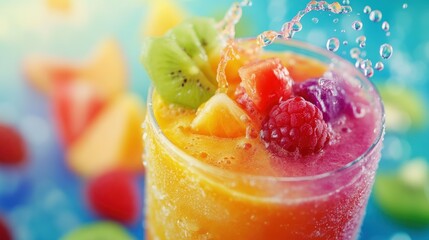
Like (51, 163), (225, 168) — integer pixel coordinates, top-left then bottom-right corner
(141, 37), (217, 109)
(61, 221), (134, 240)
(167, 22), (216, 84)
(374, 159), (429, 227)
(141, 17), (223, 109)
(184, 17), (222, 55)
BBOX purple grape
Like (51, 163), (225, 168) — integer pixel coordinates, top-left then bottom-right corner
(293, 73), (347, 121)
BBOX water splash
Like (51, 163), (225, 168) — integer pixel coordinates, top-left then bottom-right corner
(369, 10), (382, 22)
(326, 38), (340, 52)
(352, 20), (363, 30)
(380, 44), (393, 59)
(256, 1), (353, 47)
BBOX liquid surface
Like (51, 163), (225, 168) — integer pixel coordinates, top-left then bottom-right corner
(152, 51), (379, 177)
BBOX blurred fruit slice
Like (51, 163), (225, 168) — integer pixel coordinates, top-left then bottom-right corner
(46, 0), (71, 13)
(52, 81), (106, 147)
(374, 159), (429, 227)
(0, 123), (27, 166)
(67, 94), (145, 178)
(143, 0), (187, 37)
(61, 221), (133, 240)
(191, 93), (249, 138)
(0, 215), (12, 240)
(24, 39), (127, 101)
(377, 84), (425, 132)
(86, 170), (140, 225)
(80, 39), (127, 101)
(24, 57), (78, 95)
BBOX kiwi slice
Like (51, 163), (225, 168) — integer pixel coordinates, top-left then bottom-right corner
(185, 17), (223, 56)
(141, 37), (217, 109)
(167, 23), (216, 84)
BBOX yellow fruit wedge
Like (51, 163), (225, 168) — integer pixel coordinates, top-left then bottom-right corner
(191, 93), (249, 138)
(67, 94), (145, 178)
(81, 39), (127, 101)
(142, 0), (187, 37)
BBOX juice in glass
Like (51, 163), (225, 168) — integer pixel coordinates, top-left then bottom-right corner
(142, 36), (384, 239)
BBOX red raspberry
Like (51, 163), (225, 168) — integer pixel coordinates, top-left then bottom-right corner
(86, 170), (141, 225)
(261, 97), (329, 155)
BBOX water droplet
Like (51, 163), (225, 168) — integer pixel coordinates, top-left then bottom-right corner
(343, 40), (348, 45)
(341, 29), (346, 33)
(355, 58), (363, 68)
(326, 38), (340, 52)
(352, 21), (363, 30)
(364, 67), (374, 77)
(363, 6), (372, 14)
(333, 18), (339, 23)
(350, 48), (361, 59)
(356, 36), (366, 48)
(382, 21), (390, 31)
(342, 0), (350, 5)
(242, 0), (252, 6)
(341, 6), (352, 14)
(386, 32), (391, 37)
(312, 17), (319, 23)
(375, 61), (384, 71)
(369, 10), (382, 22)
(361, 59), (372, 69)
(402, 3), (408, 9)
(380, 43), (393, 59)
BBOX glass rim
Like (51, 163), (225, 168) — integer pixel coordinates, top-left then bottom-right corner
(146, 38), (385, 183)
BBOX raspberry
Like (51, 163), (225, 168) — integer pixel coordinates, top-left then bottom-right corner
(261, 97), (329, 155)
(86, 170), (141, 225)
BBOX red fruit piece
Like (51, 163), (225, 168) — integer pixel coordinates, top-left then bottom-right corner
(86, 170), (140, 225)
(261, 97), (329, 156)
(0, 124), (26, 166)
(236, 58), (293, 116)
(0, 216), (12, 240)
(52, 81), (105, 146)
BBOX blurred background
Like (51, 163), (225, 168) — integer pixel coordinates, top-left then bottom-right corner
(0, 0), (428, 239)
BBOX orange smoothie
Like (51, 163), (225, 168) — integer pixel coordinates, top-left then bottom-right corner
(142, 39), (384, 239)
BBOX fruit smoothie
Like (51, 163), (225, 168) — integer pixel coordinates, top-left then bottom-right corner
(141, 9), (384, 240)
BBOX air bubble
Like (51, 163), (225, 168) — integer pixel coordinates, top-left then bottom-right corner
(375, 62), (384, 71)
(361, 59), (372, 69)
(342, 0), (350, 5)
(356, 36), (366, 48)
(350, 48), (361, 59)
(402, 3), (408, 9)
(363, 6), (371, 14)
(382, 21), (390, 31)
(343, 40), (348, 45)
(380, 43), (393, 59)
(333, 18), (339, 23)
(355, 58), (363, 68)
(326, 38), (340, 52)
(364, 67), (374, 77)
(352, 21), (363, 30)
(369, 10), (382, 22)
